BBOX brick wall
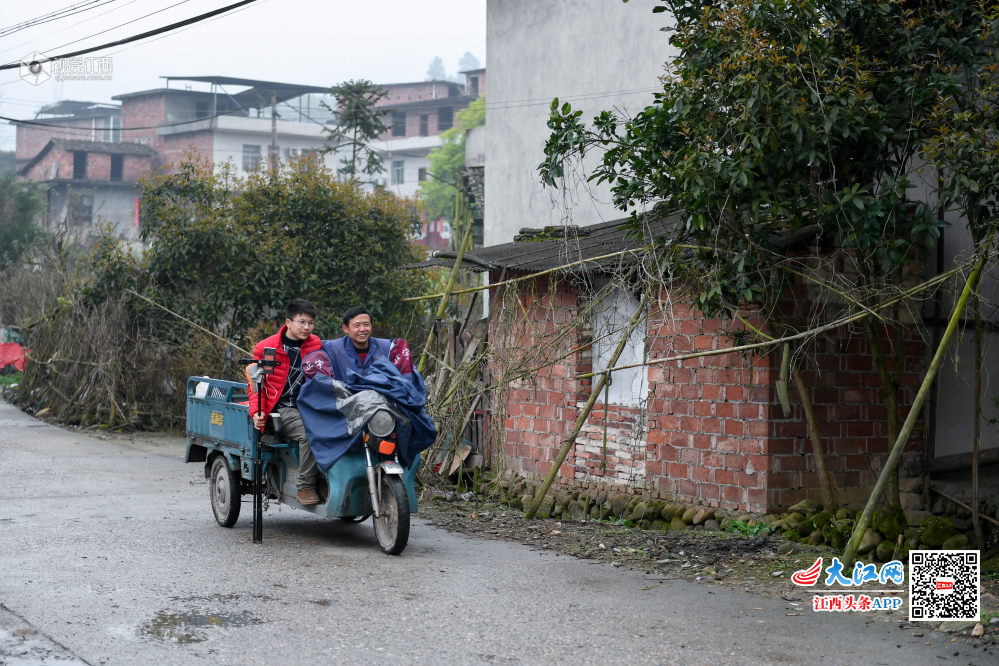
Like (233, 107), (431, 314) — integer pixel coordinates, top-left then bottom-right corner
(154, 131), (213, 173)
(24, 147), (73, 181)
(380, 82), (463, 105)
(488, 271), (926, 513)
(16, 120), (95, 164)
(121, 95), (165, 143)
(123, 155), (153, 181)
(378, 102), (470, 141)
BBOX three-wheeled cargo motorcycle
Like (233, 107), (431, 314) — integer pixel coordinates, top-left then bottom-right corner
(184, 377), (419, 555)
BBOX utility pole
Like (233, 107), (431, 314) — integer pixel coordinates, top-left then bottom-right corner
(270, 90), (278, 174)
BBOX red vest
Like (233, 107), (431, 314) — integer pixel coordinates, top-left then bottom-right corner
(247, 325), (321, 426)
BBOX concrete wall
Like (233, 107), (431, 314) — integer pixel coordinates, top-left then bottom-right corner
(484, 0), (674, 246)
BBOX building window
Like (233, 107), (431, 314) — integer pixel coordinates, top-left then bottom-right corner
(102, 116), (120, 143)
(392, 111), (407, 137)
(392, 160), (405, 185)
(418, 167), (427, 182)
(438, 107), (453, 132)
(110, 154), (123, 181)
(469, 76), (479, 96)
(73, 151), (87, 179)
(419, 114), (429, 136)
(196, 101), (209, 119)
(242, 144), (261, 171)
(71, 193), (93, 227)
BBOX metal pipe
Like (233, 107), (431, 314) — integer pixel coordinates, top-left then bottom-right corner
(365, 445), (380, 517)
(252, 459), (263, 543)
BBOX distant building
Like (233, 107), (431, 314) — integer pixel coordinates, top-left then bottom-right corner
(13, 74), (483, 249)
(15, 101), (121, 172)
(367, 78), (480, 252)
(370, 79), (475, 201)
(14, 78), (331, 241)
(18, 139), (156, 238)
(112, 76), (331, 173)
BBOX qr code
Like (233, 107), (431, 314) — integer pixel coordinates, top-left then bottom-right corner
(909, 550), (980, 621)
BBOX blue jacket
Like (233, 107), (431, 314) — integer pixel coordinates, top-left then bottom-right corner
(322, 336), (392, 380)
(296, 356), (437, 470)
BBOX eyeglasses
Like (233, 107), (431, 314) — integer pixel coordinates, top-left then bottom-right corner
(291, 319), (315, 328)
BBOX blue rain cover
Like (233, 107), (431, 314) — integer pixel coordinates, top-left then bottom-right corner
(296, 356), (437, 471)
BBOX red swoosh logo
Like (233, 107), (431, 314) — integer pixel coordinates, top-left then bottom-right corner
(792, 557), (823, 586)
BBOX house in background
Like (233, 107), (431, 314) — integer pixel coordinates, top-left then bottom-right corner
(370, 79), (476, 202)
(112, 75), (332, 173)
(15, 77), (335, 241)
(14, 101), (121, 172)
(14, 74), (485, 251)
(17, 139), (156, 241)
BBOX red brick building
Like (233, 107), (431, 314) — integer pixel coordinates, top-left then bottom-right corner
(422, 218), (927, 513)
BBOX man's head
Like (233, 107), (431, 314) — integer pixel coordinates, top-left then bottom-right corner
(284, 298), (317, 341)
(342, 306), (372, 349)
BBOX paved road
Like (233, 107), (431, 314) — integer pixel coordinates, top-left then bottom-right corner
(0, 400), (991, 666)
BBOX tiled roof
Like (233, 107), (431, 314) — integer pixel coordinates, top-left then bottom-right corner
(404, 214), (676, 274)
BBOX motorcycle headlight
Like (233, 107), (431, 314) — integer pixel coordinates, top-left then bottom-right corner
(367, 410), (395, 438)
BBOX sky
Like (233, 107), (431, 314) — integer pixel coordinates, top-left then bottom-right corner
(0, 0), (487, 151)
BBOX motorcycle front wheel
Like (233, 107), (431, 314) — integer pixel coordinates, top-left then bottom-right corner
(373, 475), (410, 555)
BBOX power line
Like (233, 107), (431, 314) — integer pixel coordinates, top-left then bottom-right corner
(0, 0), (144, 61)
(0, 0), (119, 39)
(103, 0), (271, 58)
(31, 0), (193, 58)
(0, 0), (258, 71)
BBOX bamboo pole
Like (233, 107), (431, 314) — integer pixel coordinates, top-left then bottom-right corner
(417, 193), (473, 375)
(843, 238), (993, 564)
(524, 294), (646, 519)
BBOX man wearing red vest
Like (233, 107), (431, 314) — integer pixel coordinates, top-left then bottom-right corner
(248, 299), (323, 506)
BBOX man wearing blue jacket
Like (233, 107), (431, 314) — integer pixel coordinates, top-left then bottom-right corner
(322, 306), (413, 380)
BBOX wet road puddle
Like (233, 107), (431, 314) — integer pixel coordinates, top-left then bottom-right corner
(138, 610), (261, 643)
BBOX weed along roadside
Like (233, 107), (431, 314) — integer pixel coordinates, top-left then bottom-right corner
(418, 468), (999, 646)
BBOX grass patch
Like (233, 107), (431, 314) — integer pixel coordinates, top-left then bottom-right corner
(0, 371), (22, 387)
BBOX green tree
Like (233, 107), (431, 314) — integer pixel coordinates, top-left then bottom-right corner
(418, 95), (486, 222)
(540, 0), (999, 509)
(321, 80), (392, 180)
(136, 152), (428, 345)
(0, 173), (45, 269)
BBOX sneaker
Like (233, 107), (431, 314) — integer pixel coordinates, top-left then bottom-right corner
(297, 488), (321, 505)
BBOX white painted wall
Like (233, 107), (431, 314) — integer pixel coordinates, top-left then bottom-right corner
(369, 135), (440, 201)
(210, 116), (332, 173)
(484, 0), (675, 246)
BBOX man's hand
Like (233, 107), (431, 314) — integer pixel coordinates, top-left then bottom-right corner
(252, 412), (267, 430)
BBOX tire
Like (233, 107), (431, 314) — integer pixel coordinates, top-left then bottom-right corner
(210, 456), (241, 528)
(339, 515), (370, 523)
(373, 475), (410, 555)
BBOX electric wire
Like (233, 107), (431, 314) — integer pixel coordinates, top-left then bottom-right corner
(25, 0), (193, 59)
(0, 0), (258, 71)
(0, 0), (144, 61)
(0, 0), (119, 39)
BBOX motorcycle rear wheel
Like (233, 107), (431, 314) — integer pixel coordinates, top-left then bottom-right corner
(210, 456), (241, 528)
(373, 475), (410, 555)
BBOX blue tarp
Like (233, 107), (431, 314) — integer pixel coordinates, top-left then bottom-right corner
(296, 356), (437, 471)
